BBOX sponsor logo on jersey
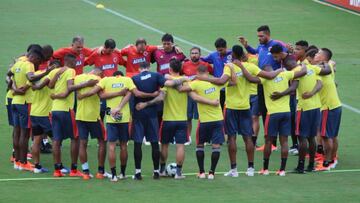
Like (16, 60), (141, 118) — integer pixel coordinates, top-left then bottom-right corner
(102, 64), (115, 70)
(112, 83), (124, 88)
(141, 74), (151, 80)
(132, 57), (146, 64)
(205, 87), (216, 94)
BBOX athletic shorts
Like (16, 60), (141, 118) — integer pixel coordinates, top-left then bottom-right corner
(132, 118), (158, 143)
(264, 112), (291, 137)
(159, 121), (188, 144)
(51, 110), (77, 141)
(225, 109), (253, 136)
(321, 107), (342, 138)
(12, 103), (31, 128)
(31, 116), (52, 136)
(295, 108), (320, 137)
(106, 123), (129, 142)
(196, 121), (225, 145)
(187, 96), (199, 120)
(77, 120), (105, 140)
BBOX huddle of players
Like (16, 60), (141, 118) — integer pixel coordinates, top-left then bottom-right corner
(5, 25), (341, 181)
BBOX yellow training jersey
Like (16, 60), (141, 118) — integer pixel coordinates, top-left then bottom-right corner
(223, 62), (261, 110)
(29, 70), (52, 116)
(189, 80), (225, 123)
(247, 55), (259, 95)
(313, 65), (341, 110)
(162, 76), (187, 121)
(98, 76), (136, 123)
(260, 71), (294, 114)
(5, 90), (13, 105)
(293, 65), (322, 111)
(49, 68), (75, 111)
(74, 73), (101, 121)
(10, 60), (34, 104)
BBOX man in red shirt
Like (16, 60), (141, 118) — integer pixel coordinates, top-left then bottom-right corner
(53, 36), (94, 75)
(85, 39), (126, 77)
(120, 38), (158, 77)
(182, 47), (213, 145)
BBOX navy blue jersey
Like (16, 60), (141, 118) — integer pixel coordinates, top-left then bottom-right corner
(132, 71), (165, 118)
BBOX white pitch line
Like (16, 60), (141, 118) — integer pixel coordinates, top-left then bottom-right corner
(312, 0), (360, 17)
(0, 177), (80, 182)
(82, 0), (360, 115)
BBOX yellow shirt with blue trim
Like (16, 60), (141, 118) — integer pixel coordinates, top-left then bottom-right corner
(10, 60), (34, 104)
(97, 76), (136, 123)
(74, 74), (101, 121)
(260, 71), (294, 114)
(28, 70), (52, 116)
(293, 65), (322, 111)
(48, 68), (75, 111)
(223, 62), (261, 110)
(189, 80), (226, 123)
(162, 76), (187, 121)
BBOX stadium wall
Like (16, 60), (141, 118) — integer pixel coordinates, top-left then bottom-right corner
(320, 0), (360, 13)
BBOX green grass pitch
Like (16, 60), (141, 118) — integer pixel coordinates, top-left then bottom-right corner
(0, 0), (359, 202)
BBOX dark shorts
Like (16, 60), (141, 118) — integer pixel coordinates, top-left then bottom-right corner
(31, 116), (52, 136)
(225, 109), (253, 136)
(295, 108), (320, 137)
(250, 95), (260, 116)
(106, 123), (129, 142)
(12, 103), (31, 129)
(132, 118), (158, 143)
(100, 99), (107, 121)
(220, 90), (226, 111)
(159, 121), (188, 144)
(187, 96), (199, 120)
(321, 107), (342, 138)
(77, 120), (105, 140)
(196, 121), (225, 145)
(264, 112), (291, 137)
(6, 98), (13, 126)
(51, 110), (77, 141)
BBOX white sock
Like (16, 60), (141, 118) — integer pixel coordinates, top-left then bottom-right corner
(135, 169), (141, 174)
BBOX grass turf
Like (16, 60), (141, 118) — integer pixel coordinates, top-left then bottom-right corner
(0, 0), (360, 202)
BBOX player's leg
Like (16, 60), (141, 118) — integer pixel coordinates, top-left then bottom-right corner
(224, 109), (238, 177)
(307, 109), (320, 171)
(77, 121), (90, 178)
(67, 110), (81, 176)
(18, 104), (31, 170)
(250, 95), (260, 147)
(240, 110), (255, 176)
(295, 110), (306, 173)
(196, 122), (206, 178)
(277, 113), (291, 176)
(260, 114), (272, 175)
(330, 107), (342, 168)
(174, 121), (187, 179)
(208, 121), (225, 179)
(159, 121), (169, 176)
(31, 116), (51, 173)
(132, 119), (144, 180)
(96, 120), (106, 178)
(289, 95), (298, 154)
(51, 111), (64, 177)
(106, 123), (119, 181)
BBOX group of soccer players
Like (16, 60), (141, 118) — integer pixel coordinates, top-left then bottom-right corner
(5, 24), (342, 181)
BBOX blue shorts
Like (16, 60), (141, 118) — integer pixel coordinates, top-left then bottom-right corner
(76, 120), (105, 140)
(187, 96), (199, 120)
(12, 103), (31, 129)
(31, 116), (52, 136)
(196, 121), (225, 145)
(265, 112), (291, 137)
(106, 123), (129, 142)
(250, 95), (259, 116)
(6, 98), (13, 126)
(321, 107), (342, 138)
(132, 118), (158, 143)
(51, 110), (77, 141)
(296, 108), (320, 137)
(159, 121), (188, 144)
(225, 109), (253, 136)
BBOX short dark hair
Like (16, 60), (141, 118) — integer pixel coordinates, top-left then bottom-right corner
(197, 65), (208, 73)
(169, 59), (182, 73)
(321, 48), (333, 60)
(113, 70), (124, 76)
(305, 49), (318, 58)
(42, 45), (53, 60)
(27, 44), (42, 53)
(139, 61), (150, 69)
(135, 38), (147, 46)
(104, 39), (116, 49)
(295, 40), (309, 48)
(72, 36), (84, 44)
(49, 59), (61, 67)
(29, 49), (44, 61)
(232, 45), (244, 59)
(161, 33), (174, 43)
(190, 46), (201, 53)
(306, 45), (318, 52)
(257, 25), (270, 34)
(214, 38), (227, 48)
(270, 44), (283, 54)
(64, 53), (76, 63)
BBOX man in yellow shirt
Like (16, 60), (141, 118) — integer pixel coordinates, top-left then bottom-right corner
(7, 50), (49, 171)
(28, 60), (60, 173)
(135, 59), (218, 179)
(48, 54), (98, 177)
(239, 57), (306, 176)
(74, 68), (106, 180)
(196, 45), (282, 177)
(313, 48), (342, 171)
(177, 65), (228, 180)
